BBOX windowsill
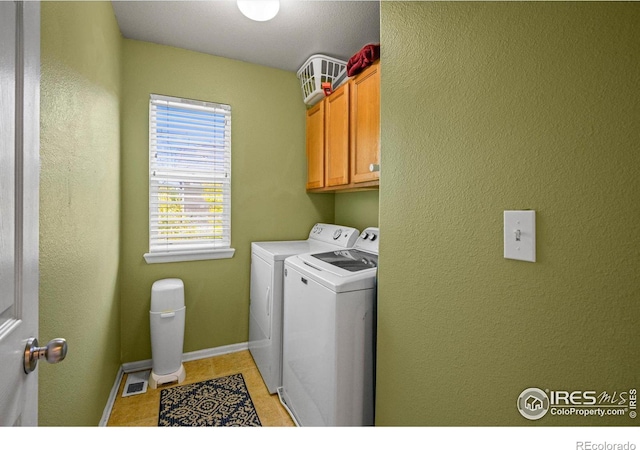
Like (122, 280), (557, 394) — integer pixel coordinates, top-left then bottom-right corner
(143, 248), (235, 264)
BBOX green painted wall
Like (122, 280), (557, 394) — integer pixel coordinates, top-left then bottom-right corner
(334, 191), (379, 231)
(376, 2), (640, 425)
(40, 2), (122, 426)
(120, 40), (334, 363)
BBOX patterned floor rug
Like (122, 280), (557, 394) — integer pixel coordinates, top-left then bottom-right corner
(158, 373), (262, 426)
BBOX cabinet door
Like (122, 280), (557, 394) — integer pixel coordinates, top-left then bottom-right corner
(306, 101), (324, 189)
(350, 62), (380, 184)
(325, 83), (350, 187)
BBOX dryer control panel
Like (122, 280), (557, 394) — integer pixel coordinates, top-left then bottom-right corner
(308, 223), (359, 248)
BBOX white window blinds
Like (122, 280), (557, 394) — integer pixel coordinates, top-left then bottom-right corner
(145, 94), (233, 263)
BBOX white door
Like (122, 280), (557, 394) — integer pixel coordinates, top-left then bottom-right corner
(0, 1), (40, 426)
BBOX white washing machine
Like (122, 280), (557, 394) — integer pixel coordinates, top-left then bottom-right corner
(278, 227), (379, 426)
(249, 224), (359, 394)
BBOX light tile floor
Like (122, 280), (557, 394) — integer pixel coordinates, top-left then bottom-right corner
(107, 350), (295, 427)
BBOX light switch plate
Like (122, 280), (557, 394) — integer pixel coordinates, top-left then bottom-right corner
(504, 210), (536, 262)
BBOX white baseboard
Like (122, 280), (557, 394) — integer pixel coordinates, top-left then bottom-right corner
(99, 366), (124, 427)
(99, 342), (249, 426)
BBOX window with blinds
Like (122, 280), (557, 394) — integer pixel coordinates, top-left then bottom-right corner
(144, 94), (235, 264)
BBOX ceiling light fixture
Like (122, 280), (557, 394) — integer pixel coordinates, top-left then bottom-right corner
(237, 0), (280, 22)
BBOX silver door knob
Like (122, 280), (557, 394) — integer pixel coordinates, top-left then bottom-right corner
(24, 337), (67, 374)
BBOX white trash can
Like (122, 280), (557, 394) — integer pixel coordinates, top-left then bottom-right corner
(149, 278), (186, 388)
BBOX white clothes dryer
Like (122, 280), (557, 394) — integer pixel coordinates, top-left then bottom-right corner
(279, 227), (379, 426)
(249, 224), (359, 394)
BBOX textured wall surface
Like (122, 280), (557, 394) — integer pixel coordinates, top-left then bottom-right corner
(120, 39), (334, 363)
(377, 2), (640, 425)
(39, 2), (122, 426)
(334, 191), (379, 231)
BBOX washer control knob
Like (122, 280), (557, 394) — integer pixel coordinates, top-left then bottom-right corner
(361, 232), (369, 240)
(333, 229), (342, 240)
(368, 233), (377, 241)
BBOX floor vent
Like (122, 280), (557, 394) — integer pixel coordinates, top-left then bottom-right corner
(122, 370), (150, 397)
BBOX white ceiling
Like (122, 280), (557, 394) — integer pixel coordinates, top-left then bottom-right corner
(112, 0), (380, 73)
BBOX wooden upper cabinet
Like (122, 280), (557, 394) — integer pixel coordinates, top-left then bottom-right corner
(306, 101), (324, 189)
(324, 82), (350, 187)
(304, 61), (380, 192)
(350, 61), (380, 184)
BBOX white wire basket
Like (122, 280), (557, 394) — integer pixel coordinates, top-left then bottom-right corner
(296, 54), (348, 106)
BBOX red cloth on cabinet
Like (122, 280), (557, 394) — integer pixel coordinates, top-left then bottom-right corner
(346, 44), (380, 77)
